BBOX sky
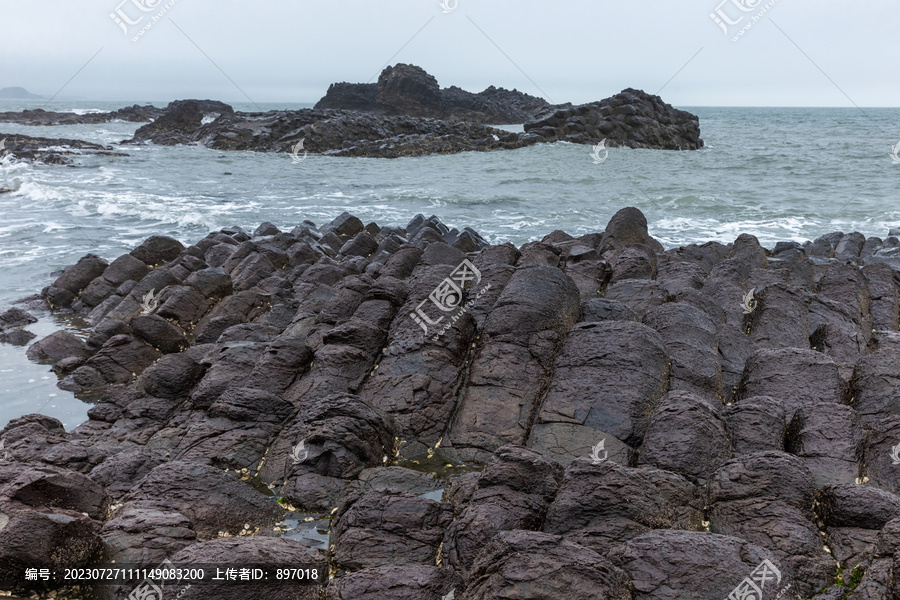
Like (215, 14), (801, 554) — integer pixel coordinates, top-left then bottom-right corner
(0, 0), (897, 107)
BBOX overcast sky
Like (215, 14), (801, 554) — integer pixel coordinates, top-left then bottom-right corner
(1, 0), (897, 107)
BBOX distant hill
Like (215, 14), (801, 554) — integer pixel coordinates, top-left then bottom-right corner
(0, 87), (43, 99)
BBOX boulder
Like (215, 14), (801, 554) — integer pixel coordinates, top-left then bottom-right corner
(464, 530), (632, 600)
(332, 490), (451, 571)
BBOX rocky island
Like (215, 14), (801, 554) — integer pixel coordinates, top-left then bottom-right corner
(1, 65), (703, 160)
(2, 207), (900, 599)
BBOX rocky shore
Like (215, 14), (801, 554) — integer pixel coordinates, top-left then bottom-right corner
(0, 105), (163, 127)
(0, 133), (127, 167)
(4, 208), (900, 599)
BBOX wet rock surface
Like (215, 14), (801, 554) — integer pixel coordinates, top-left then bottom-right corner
(0, 105), (163, 126)
(0, 133), (128, 165)
(5, 206), (900, 598)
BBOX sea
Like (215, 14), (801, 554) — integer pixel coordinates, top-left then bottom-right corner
(1, 99), (899, 431)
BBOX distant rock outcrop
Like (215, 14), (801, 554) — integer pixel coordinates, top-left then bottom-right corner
(0, 133), (127, 165)
(0, 104), (164, 126)
(315, 63), (563, 124)
(524, 88), (704, 150)
(124, 89), (702, 158)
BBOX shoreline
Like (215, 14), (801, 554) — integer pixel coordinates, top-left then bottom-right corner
(1, 207), (900, 597)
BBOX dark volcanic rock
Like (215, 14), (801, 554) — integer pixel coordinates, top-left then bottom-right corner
(316, 63), (558, 124)
(443, 445), (563, 573)
(543, 459), (703, 550)
(0, 104), (163, 126)
(164, 537), (326, 600)
(637, 391), (730, 481)
(724, 396), (787, 455)
(464, 530), (632, 600)
(0, 506), (102, 594)
(817, 484), (900, 530)
(737, 347), (845, 421)
(332, 490), (451, 571)
(129, 99), (234, 142)
(124, 72), (701, 158)
(0, 133), (127, 166)
(120, 460), (284, 538)
(447, 266), (580, 461)
(325, 565), (457, 600)
(17, 210), (900, 598)
(524, 88), (703, 150)
(535, 320), (669, 448)
(607, 530), (790, 600)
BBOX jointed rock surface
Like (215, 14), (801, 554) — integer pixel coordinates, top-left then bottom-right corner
(4, 207), (900, 599)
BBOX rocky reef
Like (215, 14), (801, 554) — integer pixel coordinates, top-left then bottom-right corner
(125, 88), (701, 158)
(315, 63), (566, 124)
(0, 133), (128, 167)
(0, 65), (702, 158)
(4, 207), (900, 598)
(0, 105), (163, 126)
(125, 99), (534, 158)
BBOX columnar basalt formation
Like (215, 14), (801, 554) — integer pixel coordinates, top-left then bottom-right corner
(3, 208), (900, 598)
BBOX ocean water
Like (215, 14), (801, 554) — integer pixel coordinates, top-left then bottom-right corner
(1, 99), (899, 430)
